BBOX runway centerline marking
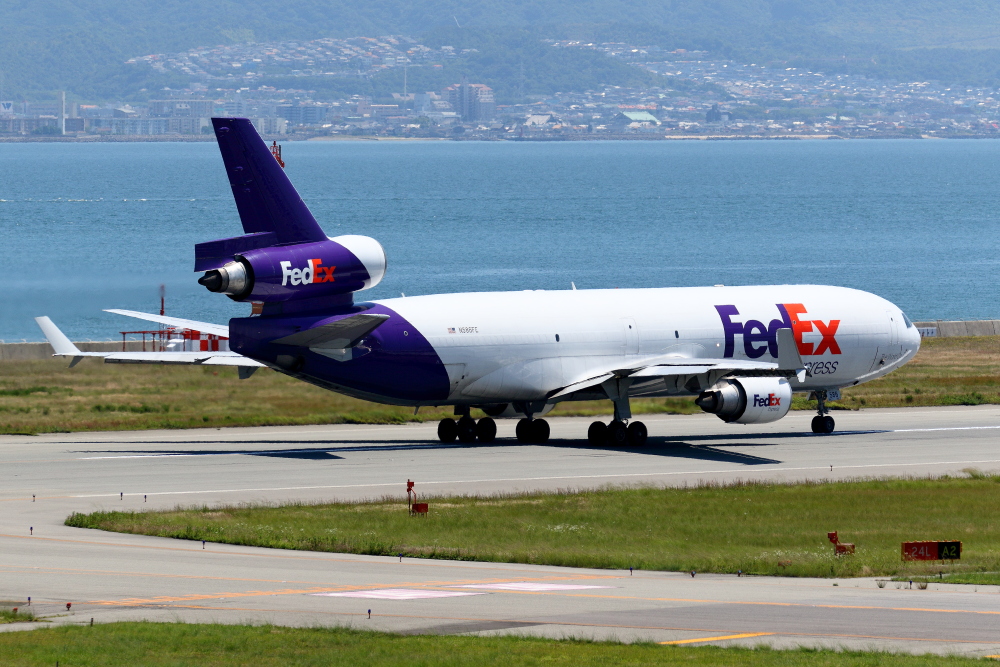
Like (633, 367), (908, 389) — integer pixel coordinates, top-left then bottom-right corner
(661, 632), (774, 644)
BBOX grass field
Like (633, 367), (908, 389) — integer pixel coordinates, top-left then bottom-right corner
(0, 622), (987, 666)
(67, 475), (1000, 579)
(1, 335), (999, 435)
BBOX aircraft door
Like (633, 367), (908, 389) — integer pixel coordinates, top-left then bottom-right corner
(622, 318), (639, 356)
(886, 311), (900, 345)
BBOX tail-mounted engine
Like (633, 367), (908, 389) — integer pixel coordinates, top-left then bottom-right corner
(198, 118), (386, 308)
(196, 234), (385, 303)
(695, 377), (792, 424)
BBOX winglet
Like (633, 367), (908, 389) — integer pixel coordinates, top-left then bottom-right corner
(34, 316), (84, 367)
(776, 327), (807, 382)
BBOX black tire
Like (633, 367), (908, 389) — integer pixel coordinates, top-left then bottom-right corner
(515, 418), (532, 443)
(438, 418), (458, 443)
(822, 415), (836, 434)
(476, 417), (497, 443)
(627, 421), (648, 447)
(530, 419), (550, 444)
(587, 421), (608, 446)
(608, 420), (628, 447)
(457, 416), (477, 443)
(811, 415), (824, 434)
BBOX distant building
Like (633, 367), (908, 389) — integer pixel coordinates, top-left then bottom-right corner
(443, 82), (496, 121)
(149, 100), (217, 117)
(277, 104), (328, 125)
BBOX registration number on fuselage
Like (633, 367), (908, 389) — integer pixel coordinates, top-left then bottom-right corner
(448, 327), (479, 334)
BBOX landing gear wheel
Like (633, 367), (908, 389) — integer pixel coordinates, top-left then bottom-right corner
(822, 415), (835, 434)
(811, 415), (835, 434)
(475, 417), (497, 443)
(516, 418), (532, 443)
(530, 419), (550, 444)
(588, 421), (608, 446)
(607, 420), (628, 447)
(627, 421), (648, 447)
(457, 416), (477, 443)
(811, 416), (823, 434)
(438, 418), (458, 443)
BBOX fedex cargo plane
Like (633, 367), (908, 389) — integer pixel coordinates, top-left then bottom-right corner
(36, 118), (921, 447)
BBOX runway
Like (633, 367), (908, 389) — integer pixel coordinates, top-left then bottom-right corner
(2, 406), (1000, 656)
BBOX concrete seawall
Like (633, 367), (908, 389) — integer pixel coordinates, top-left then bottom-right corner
(0, 341), (147, 361)
(912, 321), (1000, 337)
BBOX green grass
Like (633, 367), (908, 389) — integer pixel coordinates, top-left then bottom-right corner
(0, 607), (36, 624)
(4, 335), (1000, 434)
(67, 475), (1000, 579)
(0, 622), (986, 666)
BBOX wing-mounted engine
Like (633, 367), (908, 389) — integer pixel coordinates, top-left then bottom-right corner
(695, 377), (792, 424)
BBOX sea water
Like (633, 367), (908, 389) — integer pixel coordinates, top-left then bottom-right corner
(2, 138), (999, 341)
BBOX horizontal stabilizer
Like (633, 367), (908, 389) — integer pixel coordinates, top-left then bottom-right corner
(271, 313), (389, 349)
(34, 316), (82, 356)
(104, 310), (229, 338)
(212, 118), (326, 244)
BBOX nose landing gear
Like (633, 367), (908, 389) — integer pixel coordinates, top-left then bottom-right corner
(811, 390), (836, 434)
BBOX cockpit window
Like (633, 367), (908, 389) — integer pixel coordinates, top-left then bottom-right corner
(902, 312), (914, 328)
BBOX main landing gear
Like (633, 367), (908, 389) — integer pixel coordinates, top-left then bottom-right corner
(587, 419), (647, 447)
(516, 418), (550, 444)
(811, 390), (836, 434)
(586, 377), (647, 446)
(437, 416), (497, 443)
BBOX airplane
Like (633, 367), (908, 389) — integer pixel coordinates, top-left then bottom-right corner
(36, 118), (922, 447)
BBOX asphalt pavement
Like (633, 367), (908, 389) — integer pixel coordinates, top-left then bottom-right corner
(2, 406), (1000, 656)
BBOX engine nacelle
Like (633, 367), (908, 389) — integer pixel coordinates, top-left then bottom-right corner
(695, 377), (792, 424)
(197, 235), (385, 303)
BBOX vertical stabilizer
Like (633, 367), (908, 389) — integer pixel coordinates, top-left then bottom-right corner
(212, 118), (326, 244)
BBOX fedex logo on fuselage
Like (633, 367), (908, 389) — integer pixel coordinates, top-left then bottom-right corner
(715, 303), (841, 359)
(280, 259), (336, 286)
(753, 393), (781, 408)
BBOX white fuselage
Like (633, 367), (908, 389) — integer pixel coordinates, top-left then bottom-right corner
(377, 284), (921, 405)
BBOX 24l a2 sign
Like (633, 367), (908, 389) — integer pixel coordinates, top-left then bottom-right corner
(901, 541), (962, 561)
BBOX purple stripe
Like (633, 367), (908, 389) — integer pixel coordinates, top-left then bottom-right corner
(229, 303), (449, 403)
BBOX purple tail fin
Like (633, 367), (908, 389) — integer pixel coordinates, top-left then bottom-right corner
(212, 118), (326, 244)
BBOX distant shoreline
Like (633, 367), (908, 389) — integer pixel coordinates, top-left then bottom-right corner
(1, 133), (996, 143)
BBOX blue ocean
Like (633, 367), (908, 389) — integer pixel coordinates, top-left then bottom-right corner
(2, 138), (999, 341)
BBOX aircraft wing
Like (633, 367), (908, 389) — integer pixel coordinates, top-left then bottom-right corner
(271, 313), (389, 349)
(34, 317), (264, 375)
(549, 329), (805, 399)
(103, 309), (230, 338)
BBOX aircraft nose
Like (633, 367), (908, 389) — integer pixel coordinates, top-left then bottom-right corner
(906, 323), (922, 352)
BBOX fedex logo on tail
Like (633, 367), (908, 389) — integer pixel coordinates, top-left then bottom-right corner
(715, 303), (841, 359)
(754, 393), (781, 408)
(280, 259), (336, 286)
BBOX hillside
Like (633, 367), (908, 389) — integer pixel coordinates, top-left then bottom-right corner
(3, 0), (1000, 100)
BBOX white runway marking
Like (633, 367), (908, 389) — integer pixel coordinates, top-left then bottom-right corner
(313, 589), (487, 600)
(454, 582), (615, 591)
